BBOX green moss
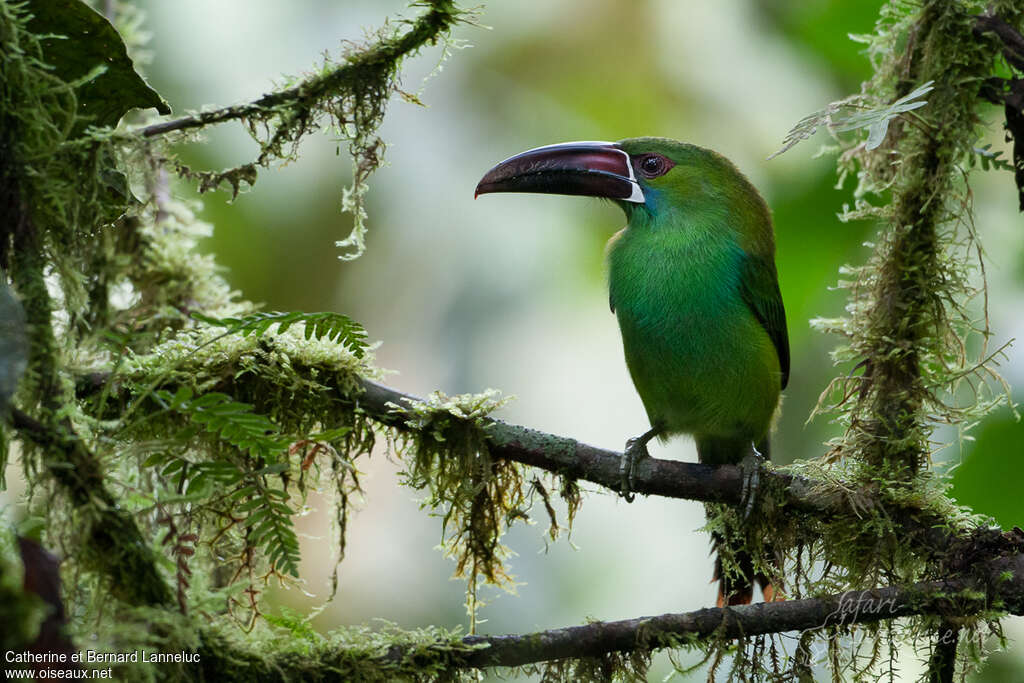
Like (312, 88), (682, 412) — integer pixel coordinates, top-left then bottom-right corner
(59, 614), (481, 682)
(773, 1), (1024, 677)
(142, 0), (472, 261)
(534, 650), (651, 683)
(391, 389), (522, 629)
(815, 0), (1023, 478)
(1, 0), (481, 676)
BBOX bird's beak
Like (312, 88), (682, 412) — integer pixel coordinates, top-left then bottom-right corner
(475, 141), (645, 203)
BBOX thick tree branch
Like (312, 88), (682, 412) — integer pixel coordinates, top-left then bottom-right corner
(356, 378), (951, 543)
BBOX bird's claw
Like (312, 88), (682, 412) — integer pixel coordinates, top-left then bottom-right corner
(740, 443), (765, 520)
(619, 435), (651, 503)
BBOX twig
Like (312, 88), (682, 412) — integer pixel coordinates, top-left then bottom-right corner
(448, 568), (1006, 670)
(928, 619), (961, 683)
(138, 0), (462, 139)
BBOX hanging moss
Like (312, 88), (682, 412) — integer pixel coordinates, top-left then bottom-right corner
(0, 0), (492, 679)
(812, 0), (1024, 480)
(770, 0), (1024, 678)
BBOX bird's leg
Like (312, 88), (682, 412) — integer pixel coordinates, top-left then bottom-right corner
(740, 442), (766, 520)
(620, 427), (658, 502)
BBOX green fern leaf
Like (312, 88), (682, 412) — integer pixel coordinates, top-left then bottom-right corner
(191, 311), (369, 358)
(155, 388), (288, 461)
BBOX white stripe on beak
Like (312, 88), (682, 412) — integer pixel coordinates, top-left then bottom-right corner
(508, 141), (645, 203)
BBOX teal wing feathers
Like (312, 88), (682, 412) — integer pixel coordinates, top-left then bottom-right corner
(739, 253), (790, 390)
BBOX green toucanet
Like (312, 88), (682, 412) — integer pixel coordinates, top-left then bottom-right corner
(475, 137), (789, 606)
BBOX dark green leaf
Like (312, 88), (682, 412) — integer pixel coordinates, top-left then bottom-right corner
(236, 499), (265, 513)
(26, 0), (170, 131)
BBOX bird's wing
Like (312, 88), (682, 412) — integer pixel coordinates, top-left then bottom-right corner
(739, 253), (790, 390)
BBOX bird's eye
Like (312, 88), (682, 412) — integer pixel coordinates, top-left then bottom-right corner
(637, 154), (671, 178)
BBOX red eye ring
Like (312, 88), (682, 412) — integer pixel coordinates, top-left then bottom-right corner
(637, 154), (672, 178)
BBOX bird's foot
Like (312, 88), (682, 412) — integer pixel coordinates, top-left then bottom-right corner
(620, 428), (657, 502)
(740, 443), (766, 520)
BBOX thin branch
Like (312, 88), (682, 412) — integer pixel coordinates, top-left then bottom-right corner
(187, 551), (1024, 674)
(430, 552), (1024, 669)
(928, 619), (961, 683)
(138, 0), (463, 139)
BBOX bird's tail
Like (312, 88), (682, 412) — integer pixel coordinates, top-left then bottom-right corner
(699, 436), (782, 607)
(711, 532), (778, 607)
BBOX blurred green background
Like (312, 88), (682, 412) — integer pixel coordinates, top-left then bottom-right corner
(66, 0), (1024, 678)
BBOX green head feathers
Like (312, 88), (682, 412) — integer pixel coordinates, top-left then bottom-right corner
(475, 136), (773, 253)
(614, 137), (774, 252)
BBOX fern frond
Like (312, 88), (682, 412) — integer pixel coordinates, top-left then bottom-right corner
(192, 311), (369, 358)
(155, 388), (288, 461)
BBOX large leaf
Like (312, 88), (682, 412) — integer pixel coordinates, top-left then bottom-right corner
(26, 0), (170, 130)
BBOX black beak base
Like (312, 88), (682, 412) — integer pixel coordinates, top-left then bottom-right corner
(475, 141), (644, 203)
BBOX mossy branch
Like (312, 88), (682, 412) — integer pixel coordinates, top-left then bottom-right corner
(358, 378), (954, 544)
(172, 545), (1024, 677)
(135, 0), (468, 258)
(9, 407), (173, 607)
(80, 369), (959, 547)
(820, 3), (1024, 477)
(450, 550), (1024, 669)
(806, 5), (1024, 677)
(139, 1), (462, 140)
